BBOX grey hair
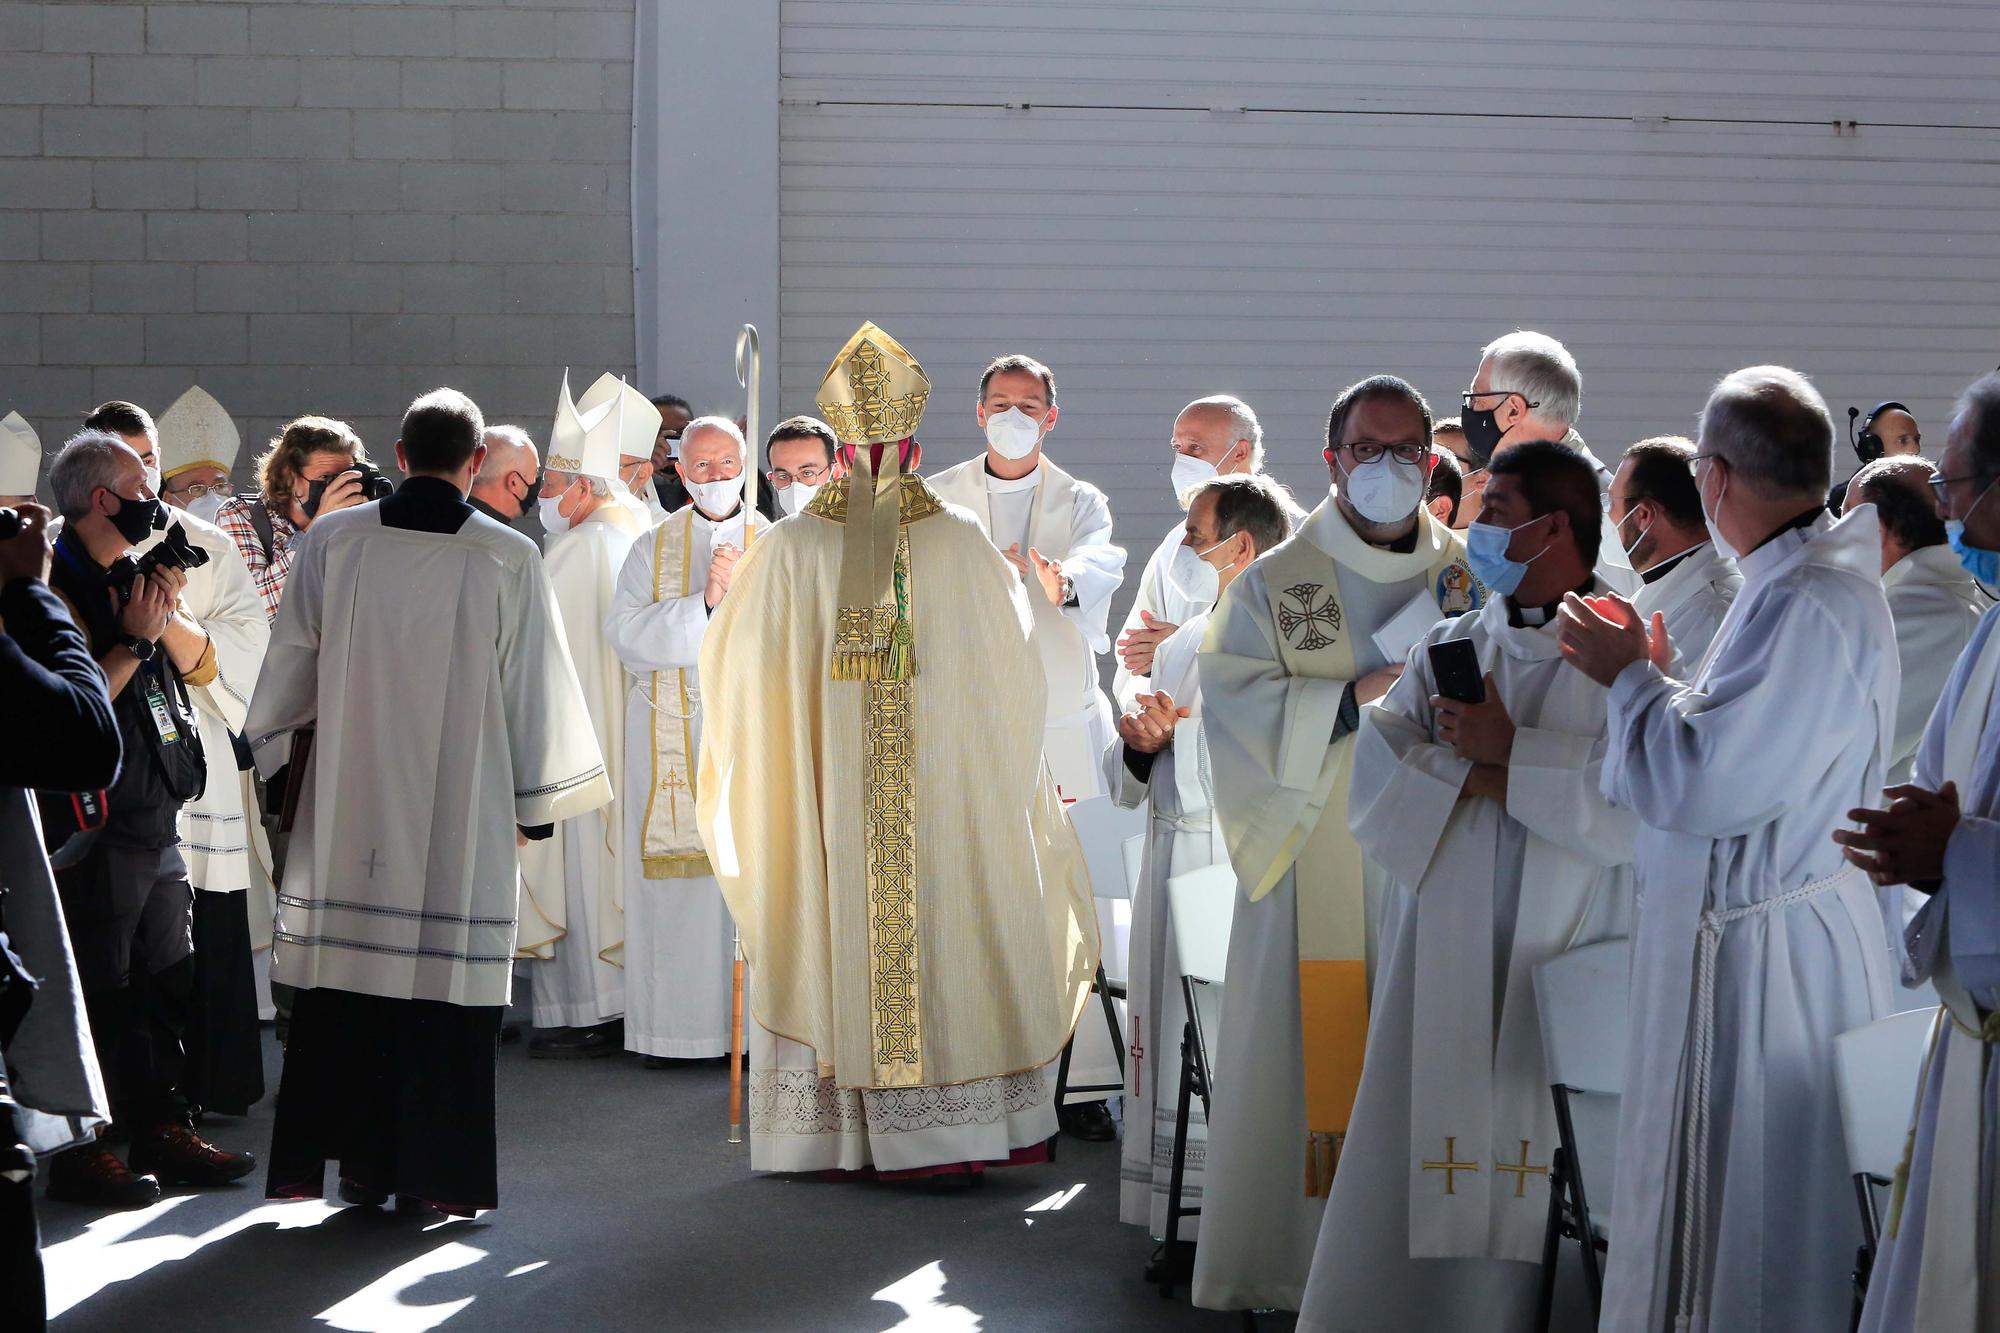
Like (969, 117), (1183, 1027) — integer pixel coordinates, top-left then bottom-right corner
(477, 424), (535, 481)
(682, 414), (746, 459)
(1851, 455), (1946, 552)
(1481, 330), (1581, 428)
(545, 467), (613, 499)
(50, 430), (141, 522)
(1191, 472), (1294, 556)
(1955, 371), (2000, 474)
(1699, 365), (1834, 498)
(1181, 394), (1266, 472)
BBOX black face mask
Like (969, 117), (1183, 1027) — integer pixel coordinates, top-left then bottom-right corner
(107, 491), (164, 546)
(1461, 406), (1505, 467)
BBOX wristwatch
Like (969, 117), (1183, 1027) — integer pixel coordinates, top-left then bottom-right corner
(123, 635), (157, 662)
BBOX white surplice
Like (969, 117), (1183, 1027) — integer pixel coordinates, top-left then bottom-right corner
(1599, 508), (1899, 1332)
(1112, 610), (1222, 1236)
(1631, 539), (1741, 670)
(604, 503), (765, 1057)
(245, 505), (611, 1007)
(1192, 497), (1456, 1313)
(519, 499), (646, 1028)
(1299, 591), (1634, 1332)
(1860, 603), (2000, 1333)
(928, 453), (1130, 1094)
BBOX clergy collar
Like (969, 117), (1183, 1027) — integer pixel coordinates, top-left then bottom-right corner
(983, 463), (1042, 494)
(1745, 504), (1828, 557)
(1736, 507), (1835, 584)
(1639, 542), (1706, 585)
(1507, 577), (1595, 627)
(691, 501), (743, 525)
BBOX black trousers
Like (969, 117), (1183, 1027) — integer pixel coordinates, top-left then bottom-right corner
(185, 889), (265, 1115)
(53, 842), (194, 1131)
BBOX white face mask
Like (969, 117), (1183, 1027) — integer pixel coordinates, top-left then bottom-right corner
(687, 476), (743, 517)
(1696, 457), (1739, 562)
(1166, 539), (1231, 607)
(188, 491), (227, 525)
(984, 406), (1043, 461)
(779, 481), (822, 516)
(1338, 456), (1426, 524)
(538, 490), (574, 536)
(1171, 452), (1218, 501)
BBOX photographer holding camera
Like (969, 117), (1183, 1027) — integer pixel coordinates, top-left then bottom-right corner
(41, 431), (254, 1207)
(214, 416), (390, 624)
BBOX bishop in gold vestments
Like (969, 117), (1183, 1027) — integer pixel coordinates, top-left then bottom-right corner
(696, 323), (1099, 1176)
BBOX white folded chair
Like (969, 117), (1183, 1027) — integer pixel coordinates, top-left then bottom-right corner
(1052, 796), (1146, 1117)
(1531, 937), (1631, 1328)
(1156, 862), (1237, 1297)
(1835, 1005), (1938, 1318)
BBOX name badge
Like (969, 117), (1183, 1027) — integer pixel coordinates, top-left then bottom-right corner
(143, 678), (180, 745)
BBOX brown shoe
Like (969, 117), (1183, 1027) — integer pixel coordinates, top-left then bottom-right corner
(46, 1144), (163, 1209)
(129, 1122), (258, 1186)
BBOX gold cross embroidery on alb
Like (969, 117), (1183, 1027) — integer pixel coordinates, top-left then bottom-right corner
(1495, 1140), (1548, 1198)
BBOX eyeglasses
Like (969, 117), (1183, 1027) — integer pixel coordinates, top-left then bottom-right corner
(1324, 441), (1428, 467)
(769, 464), (831, 487)
(1930, 471), (1995, 505)
(1462, 389), (1539, 412)
(168, 482), (226, 498)
(1686, 452), (1726, 476)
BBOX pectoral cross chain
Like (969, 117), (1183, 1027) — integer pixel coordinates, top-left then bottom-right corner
(1421, 1136), (1478, 1195)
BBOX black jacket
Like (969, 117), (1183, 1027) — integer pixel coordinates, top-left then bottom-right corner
(0, 578), (120, 792)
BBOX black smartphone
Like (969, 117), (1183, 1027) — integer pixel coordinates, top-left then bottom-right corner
(1428, 637), (1485, 704)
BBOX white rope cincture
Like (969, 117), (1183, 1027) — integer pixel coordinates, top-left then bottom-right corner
(1673, 865), (1857, 1330)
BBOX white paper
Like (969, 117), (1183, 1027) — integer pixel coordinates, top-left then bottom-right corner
(1371, 586), (1445, 663)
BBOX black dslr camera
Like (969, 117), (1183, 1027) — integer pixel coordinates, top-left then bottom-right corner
(0, 507), (20, 539)
(303, 460), (395, 518)
(105, 520), (210, 599)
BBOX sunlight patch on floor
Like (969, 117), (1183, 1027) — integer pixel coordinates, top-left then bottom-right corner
(871, 1260), (981, 1332)
(315, 1239), (488, 1333)
(44, 1196), (341, 1319)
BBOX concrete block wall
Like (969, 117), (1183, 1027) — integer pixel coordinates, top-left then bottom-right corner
(0, 0), (637, 491)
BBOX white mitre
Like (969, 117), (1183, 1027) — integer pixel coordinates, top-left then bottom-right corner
(156, 385), (240, 482)
(0, 411), (41, 496)
(578, 371), (663, 469)
(548, 368), (625, 482)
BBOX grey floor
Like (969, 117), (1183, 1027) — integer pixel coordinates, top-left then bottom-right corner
(40, 1027), (1282, 1332)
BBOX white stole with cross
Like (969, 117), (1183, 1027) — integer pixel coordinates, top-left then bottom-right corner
(1389, 594), (1634, 1262)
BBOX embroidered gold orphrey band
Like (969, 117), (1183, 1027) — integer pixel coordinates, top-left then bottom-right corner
(807, 475), (945, 1084)
(640, 509), (753, 879)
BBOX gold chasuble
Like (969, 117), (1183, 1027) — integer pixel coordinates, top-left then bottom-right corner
(696, 323), (1099, 1093)
(1208, 503), (1477, 1192)
(637, 506), (720, 880)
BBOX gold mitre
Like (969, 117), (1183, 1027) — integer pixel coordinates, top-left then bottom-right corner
(815, 321), (929, 446)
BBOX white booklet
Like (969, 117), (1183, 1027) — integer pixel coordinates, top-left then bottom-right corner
(1371, 587), (1446, 664)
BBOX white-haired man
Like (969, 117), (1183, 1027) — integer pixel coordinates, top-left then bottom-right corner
(1464, 330), (1638, 594)
(1560, 365), (1898, 1331)
(1113, 395), (1288, 711)
(606, 415), (769, 1064)
(468, 425), (540, 530)
(516, 384), (652, 1059)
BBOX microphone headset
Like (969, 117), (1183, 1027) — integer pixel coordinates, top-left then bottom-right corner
(1847, 401), (1911, 467)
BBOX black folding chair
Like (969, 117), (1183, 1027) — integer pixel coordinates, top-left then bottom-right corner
(1049, 963), (1126, 1160)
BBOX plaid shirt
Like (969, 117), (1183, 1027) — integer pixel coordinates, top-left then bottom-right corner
(214, 496), (300, 623)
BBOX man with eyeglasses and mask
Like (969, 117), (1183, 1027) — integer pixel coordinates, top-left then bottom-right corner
(1109, 472), (1293, 1251)
(1462, 330), (1639, 594)
(606, 415), (771, 1067)
(1843, 371), (2000, 1333)
(42, 431), (257, 1207)
(1113, 395), (1293, 712)
(1611, 435), (1741, 667)
(468, 425), (541, 530)
(764, 415), (846, 517)
(1193, 374), (1480, 1315)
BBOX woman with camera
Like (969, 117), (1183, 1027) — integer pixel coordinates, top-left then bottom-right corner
(214, 417), (386, 624)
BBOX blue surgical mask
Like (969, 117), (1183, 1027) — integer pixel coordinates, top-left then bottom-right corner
(1464, 513), (1551, 598)
(1948, 478), (1998, 587)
